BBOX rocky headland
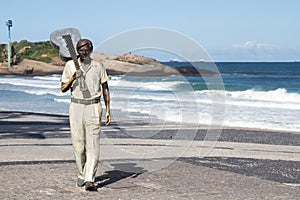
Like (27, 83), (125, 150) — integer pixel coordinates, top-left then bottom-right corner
(0, 52), (216, 77)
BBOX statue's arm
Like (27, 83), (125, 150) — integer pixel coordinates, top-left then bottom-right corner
(61, 72), (76, 93)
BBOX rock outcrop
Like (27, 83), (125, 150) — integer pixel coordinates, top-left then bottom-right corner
(0, 52), (216, 77)
(0, 59), (64, 76)
(91, 53), (216, 77)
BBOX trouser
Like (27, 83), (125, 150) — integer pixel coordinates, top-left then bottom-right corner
(69, 102), (102, 182)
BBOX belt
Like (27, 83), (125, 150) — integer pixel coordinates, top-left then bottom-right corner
(71, 98), (100, 105)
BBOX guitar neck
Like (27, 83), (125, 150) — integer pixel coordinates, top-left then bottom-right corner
(62, 34), (80, 70)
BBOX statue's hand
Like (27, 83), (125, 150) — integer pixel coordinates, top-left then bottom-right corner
(76, 69), (83, 78)
(105, 112), (111, 126)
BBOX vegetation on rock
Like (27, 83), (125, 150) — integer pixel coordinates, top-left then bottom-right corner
(0, 40), (58, 63)
(12, 40), (57, 63)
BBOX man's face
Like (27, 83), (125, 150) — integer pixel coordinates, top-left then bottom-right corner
(78, 45), (92, 61)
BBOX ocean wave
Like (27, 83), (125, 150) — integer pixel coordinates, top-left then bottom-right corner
(1, 88), (67, 97)
(225, 88), (299, 103)
(33, 75), (61, 81)
(192, 88), (300, 109)
(195, 88), (299, 102)
(109, 79), (185, 91)
(112, 87), (300, 110)
(0, 77), (60, 89)
(109, 75), (124, 80)
(53, 98), (70, 103)
(23, 89), (66, 96)
(223, 99), (300, 110)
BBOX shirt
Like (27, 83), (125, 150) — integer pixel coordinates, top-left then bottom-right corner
(61, 58), (109, 100)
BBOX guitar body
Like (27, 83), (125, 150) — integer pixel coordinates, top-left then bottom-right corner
(50, 28), (81, 61)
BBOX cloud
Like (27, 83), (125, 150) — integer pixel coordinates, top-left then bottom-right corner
(210, 41), (300, 61)
(232, 41), (279, 51)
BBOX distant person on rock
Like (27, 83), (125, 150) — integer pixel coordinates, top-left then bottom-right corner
(60, 39), (111, 191)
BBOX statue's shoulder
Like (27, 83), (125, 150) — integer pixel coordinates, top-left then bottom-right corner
(91, 59), (104, 67)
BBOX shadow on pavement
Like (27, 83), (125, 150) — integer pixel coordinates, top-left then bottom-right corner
(95, 162), (146, 188)
(179, 157), (300, 184)
(0, 111), (70, 139)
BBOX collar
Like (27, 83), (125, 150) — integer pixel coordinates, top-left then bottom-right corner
(78, 59), (94, 74)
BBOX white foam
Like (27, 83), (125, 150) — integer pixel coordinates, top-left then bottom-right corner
(109, 79), (185, 91)
(226, 88), (300, 103)
(33, 75), (61, 81)
(0, 77), (60, 89)
(23, 89), (66, 96)
(54, 98), (70, 103)
(193, 89), (300, 109)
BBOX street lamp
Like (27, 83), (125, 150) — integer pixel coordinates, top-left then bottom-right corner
(5, 20), (13, 68)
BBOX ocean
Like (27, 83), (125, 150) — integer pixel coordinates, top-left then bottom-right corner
(0, 62), (299, 132)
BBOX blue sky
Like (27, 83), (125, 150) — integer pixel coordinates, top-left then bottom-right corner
(0, 0), (299, 61)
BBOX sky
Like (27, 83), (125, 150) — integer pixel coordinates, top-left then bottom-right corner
(0, 0), (299, 61)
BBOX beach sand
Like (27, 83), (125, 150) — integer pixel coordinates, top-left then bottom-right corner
(0, 111), (299, 199)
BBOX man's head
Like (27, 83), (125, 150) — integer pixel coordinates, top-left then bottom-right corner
(76, 39), (93, 61)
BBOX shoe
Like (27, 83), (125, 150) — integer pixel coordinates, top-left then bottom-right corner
(85, 182), (97, 191)
(77, 178), (85, 187)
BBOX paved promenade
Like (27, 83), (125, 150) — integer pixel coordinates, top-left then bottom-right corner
(0, 111), (299, 199)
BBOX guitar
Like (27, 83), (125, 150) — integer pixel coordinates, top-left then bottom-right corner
(50, 27), (81, 61)
(50, 28), (90, 97)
